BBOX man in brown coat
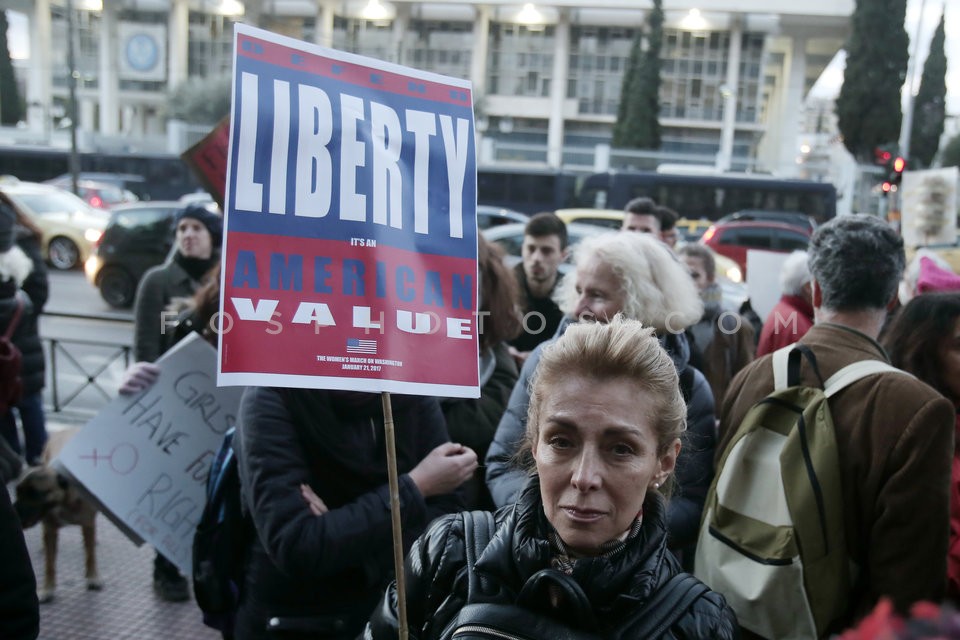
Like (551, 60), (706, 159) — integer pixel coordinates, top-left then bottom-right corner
(715, 214), (954, 634)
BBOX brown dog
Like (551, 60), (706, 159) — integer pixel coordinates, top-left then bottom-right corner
(14, 428), (102, 603)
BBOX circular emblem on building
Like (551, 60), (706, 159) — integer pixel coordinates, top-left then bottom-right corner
(125, 33), (159, 72)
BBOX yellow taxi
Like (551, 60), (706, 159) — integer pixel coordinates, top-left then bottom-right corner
(554, 208), (624, 230)
(0, 177), (110, 270)
(675, 217), (713, 243)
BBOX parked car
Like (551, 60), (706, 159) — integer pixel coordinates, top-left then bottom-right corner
(476, 205), (528, 230)
(554, 208), (625, 230)
(51, 179), (138, 210)
(483, 222), (606, 278)
(675, 217), (714, 243)
(46, 172), (148, 201)
(700, 220), (812, 276)
(84, 202), (181, 307)
(718, 209), (816, 233)
(0, 178), (110, 270)
(483, 221), (605, 261)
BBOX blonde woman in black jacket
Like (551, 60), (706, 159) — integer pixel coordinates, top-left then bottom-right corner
(367, 318), (738, 640)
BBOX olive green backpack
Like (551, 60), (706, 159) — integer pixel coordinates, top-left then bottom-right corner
(694, 344), (909, 639)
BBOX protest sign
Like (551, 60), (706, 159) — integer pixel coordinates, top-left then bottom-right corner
(218, 24), (480, 399)
(901, 167), (959, 248)
(746, 250), (789, 322)
(181, 115), (230, 211)
(55, 333), (244, 575)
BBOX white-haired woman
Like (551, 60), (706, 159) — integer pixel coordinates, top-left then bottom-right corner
(756, 250), (814, 357)
(367, 318), (738, 639)
(485, 231), (716, 560)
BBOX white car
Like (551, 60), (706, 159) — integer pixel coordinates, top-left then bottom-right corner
(481, 222), (605, 270)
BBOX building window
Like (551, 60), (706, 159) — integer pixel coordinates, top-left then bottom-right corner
(487, 22), (556, 98)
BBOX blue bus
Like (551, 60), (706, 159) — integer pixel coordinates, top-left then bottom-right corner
(0, 146), (201, 201)
(476, 166), (581, 215)
(578, 170), (837, 225)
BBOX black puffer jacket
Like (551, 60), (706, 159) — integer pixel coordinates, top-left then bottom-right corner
(367, 481), (739, 639)
(15, 228), (48, 395)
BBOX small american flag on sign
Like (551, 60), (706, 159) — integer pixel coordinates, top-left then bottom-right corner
(346, 338), (378, 355)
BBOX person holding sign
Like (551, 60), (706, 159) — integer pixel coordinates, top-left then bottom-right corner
(129, 202), (222, 602)
(232, 387), (475, 639)
(366, 317), (738, 639)
(133, 203), (223, 363)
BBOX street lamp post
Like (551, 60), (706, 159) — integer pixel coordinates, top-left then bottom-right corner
(65, 0), (80, 193)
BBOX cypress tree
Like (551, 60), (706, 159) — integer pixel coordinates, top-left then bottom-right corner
(940, 133), (960, 168)
(0, 10), (23, 125)
(612, 0), (663, 149)
(909, 13), (946, 168)
(835, 0), (909, 161)
(612, 28), (643, 147)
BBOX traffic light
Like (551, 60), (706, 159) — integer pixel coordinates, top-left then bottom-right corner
(874, 147), (893, 166)
(889, 156), (906, 190)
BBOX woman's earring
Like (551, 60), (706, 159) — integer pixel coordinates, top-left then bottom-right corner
(653, 482), (660, 489)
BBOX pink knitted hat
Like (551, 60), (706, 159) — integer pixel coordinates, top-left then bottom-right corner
(916, 256), (960, 293)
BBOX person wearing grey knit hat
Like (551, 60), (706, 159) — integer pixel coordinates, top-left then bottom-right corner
(174, 203), (223, 250)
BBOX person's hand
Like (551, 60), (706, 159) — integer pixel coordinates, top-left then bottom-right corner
(300, 483), (328, 516)
(118, 362), (161, 395)
(408, 442), (478, 498)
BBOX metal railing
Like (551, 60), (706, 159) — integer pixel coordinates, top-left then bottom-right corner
(45, 337), (131, 414)
(41, 311), (133, 419)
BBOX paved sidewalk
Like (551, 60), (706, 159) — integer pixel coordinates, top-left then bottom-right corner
(19, 502), (220, 640)
(9, 415), (221, 639)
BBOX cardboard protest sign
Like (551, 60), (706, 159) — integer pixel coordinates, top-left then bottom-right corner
(746, 250), (790, 322)
(55, 334), (244, 574)
(901, 167), (959, 248)
(218, 25), (480, 399)
(181, 115), (231, 211)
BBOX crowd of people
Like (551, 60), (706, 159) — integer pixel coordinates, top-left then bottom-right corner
(5, 191), (960, 640)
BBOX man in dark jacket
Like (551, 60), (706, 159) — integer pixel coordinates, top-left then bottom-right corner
(508, 212), (567, 367)
(486, 231), (716, 553)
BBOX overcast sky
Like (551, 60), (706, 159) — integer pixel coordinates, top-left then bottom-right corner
(5, 1), (958, 114)
(811, 0), (958, 117)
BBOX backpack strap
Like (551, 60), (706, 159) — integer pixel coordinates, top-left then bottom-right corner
(462, 510), (496, 603)
(621, 573), (709, 639)
(772, 344), (825, 390)
(824, 360), (909, 398)
(4, 294), (24, 340)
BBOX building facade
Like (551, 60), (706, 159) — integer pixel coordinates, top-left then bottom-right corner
(9, 0), (852, 176)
